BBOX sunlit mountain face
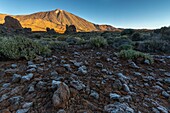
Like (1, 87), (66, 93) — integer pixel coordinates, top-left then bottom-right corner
(0, 9), (120, 33)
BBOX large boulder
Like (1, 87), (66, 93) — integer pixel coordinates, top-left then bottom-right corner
(3, 16), (23, 30)
(64, 25), (77, 34)
(52, 82), (70, 109)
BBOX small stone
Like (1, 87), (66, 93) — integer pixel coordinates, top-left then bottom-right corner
(28, 61), (34, 65)
(2, 83), (11, 88)
(123, 84), (131, 92)
(37, 67), (43, 73)
(164, 78), (170, 84)
(104, 102), (134, 113)
(162, 91), (170, 98)
(51, 71), (58, 76)
(110, 93), (121, 100)
(8, 96), (23, 105)
(73, 52), (80, 56)
(119, 95), (132, 102)
(129, 61), (140, 69)
(153, 85), (163, 92)
(27, 64), (37, 69)
(133, 72), (142, 77)
(12, 74), (21, 83)
(0, 94), (9, 102)
(152, 107), (160, 113)
(36, 81), (47, 90)
(70, 60), (82, 67)
(144, 59), (150, 65)
(70, 80), (85, 91)
(107, 58), (113, 62)
(5, 68), (19, 74)
(96, 63), (103, 68)
(78, 66), (87, 74)
(117, 73), (128, 80)
(28, 86), (35, 93)
(57, 109), (66, 113)
(112, 80), (123, 90)
(52, 80), (61, 89)
(157, 106), (168, 113)
(1, 109), (11, 113)
(156, 82), (163, 86)
(10, 86), (23, 95)
(144, 83), (149, 87)
(22, 102), (33, 108)
(164, 72), (170, 77)
(21, 73), (33, 82)
(90, 90), (99, 99)
(11, 64), (17, 68)
(63, 64), (72, 71)
(16, 109), (29, 113)
(27, 68), (36, 73)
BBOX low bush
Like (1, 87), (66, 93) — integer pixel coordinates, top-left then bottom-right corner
(31, 33), (42, 39)
(89, 36), (108, 47)
(65, 37), (86, 45)
(121, 29), (135, 36)
(111, 36), (133, 49)
(48, 41), (68, 51)
(118, 44), (133, 50)
(0, 36), (51, 60)
(161, 35), (170, 42)
(119, 49), (153, 63)
(131, 32), (142, 41)
(56, 35), (68, 41)
(136, 40), (170, 53)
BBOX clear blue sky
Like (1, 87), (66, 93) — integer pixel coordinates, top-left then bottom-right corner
(0, 0), (170, 29)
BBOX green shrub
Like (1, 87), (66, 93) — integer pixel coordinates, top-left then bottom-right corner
(65, 37), (86, 45)
(121, 29), (135, 36)
(76, 38), (87, 45)
(161, 35), (170, 42)
(56, 35), (68, 41)
(119, 44), (133, 50)
(136, 40), (170, 53)
(119, 49), (153, 63)
(111, 36), (133, 49)
(89, 36), (108, 47)
(0, 36), (51, 60)
(32, 33), (42, 39)
(48, 41), (68, 50)
(42, 38), (54, 42)
(131, 32), (144, 41)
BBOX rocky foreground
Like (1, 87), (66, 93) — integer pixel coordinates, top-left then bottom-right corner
(0, 46), (170, 113)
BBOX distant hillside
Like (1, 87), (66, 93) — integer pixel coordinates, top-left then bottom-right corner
(0, 9), (120, 33)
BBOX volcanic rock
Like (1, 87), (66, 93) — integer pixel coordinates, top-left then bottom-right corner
(3, 16), (22, 29)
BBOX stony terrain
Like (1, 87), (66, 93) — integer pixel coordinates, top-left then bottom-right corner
(0, 45), (170, 113)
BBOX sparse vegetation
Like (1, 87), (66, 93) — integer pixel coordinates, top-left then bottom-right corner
(111, 36), (133, 49)
(0, 36), (51, 60)
(119, 49), (153, 63)
(121, 29), (135, 36)
(48, 41), (68, 51)
(118, 44), (133, 50)
(136, 40), (170, 53)
(65, 37), (86, 45)
(131, 32), (142, 41)
(89, 36), (108, 47)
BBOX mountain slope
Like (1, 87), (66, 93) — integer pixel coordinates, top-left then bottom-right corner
(0, 9), (119, 33)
